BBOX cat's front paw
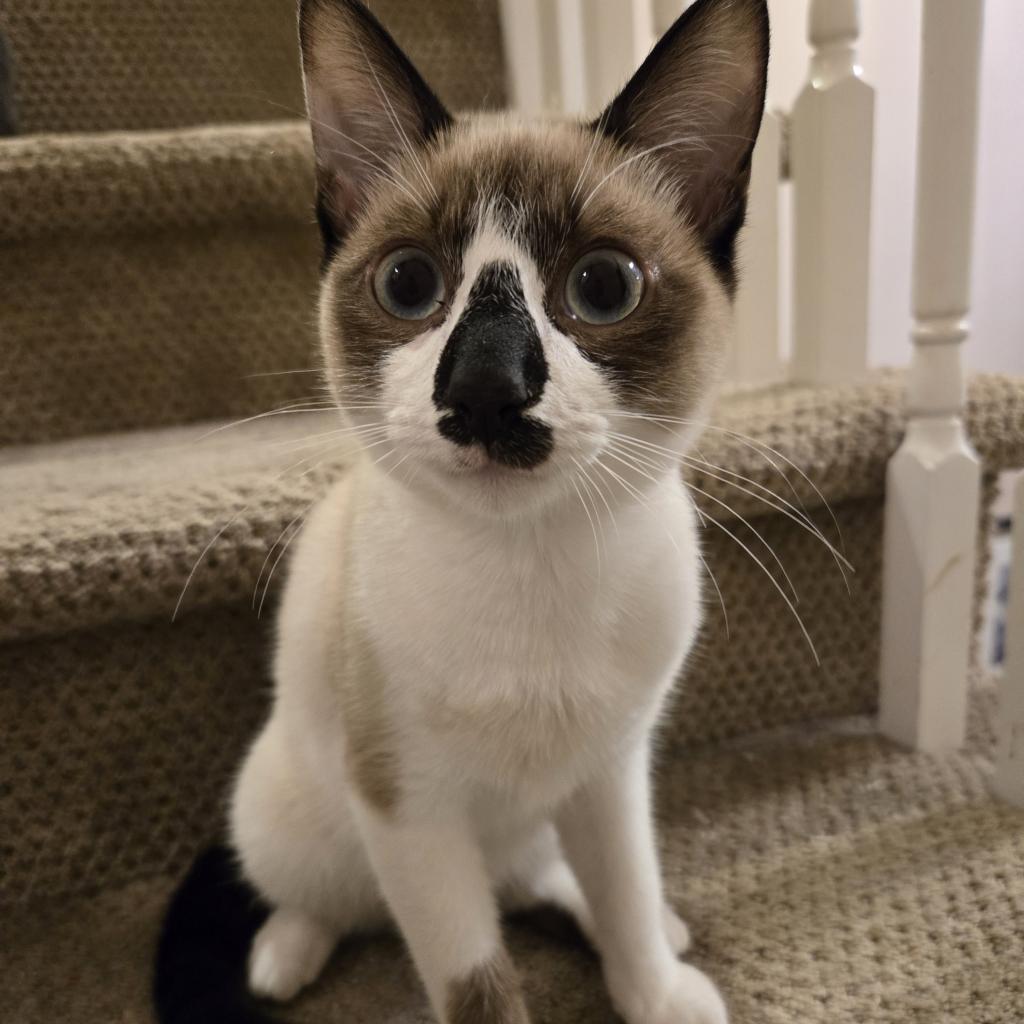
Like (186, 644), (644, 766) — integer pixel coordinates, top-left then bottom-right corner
(614, 962), (728, 1024)
(249, 908), (336, 1002)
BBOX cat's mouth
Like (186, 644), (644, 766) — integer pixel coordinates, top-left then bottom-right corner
(436, 412), (554, 471)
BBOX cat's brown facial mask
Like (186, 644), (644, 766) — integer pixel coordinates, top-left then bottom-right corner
(300, 0), (768, 517)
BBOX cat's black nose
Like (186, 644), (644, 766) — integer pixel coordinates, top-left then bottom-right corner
(443, 361), (530, 446)
(432, 260), (553, 468)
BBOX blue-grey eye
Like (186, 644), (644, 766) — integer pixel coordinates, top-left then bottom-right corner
(373, 247), (445, 320)
(565, 249), (645, 325)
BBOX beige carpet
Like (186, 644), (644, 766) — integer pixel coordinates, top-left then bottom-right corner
(2, 0), (504, 134)
(3, 687), (1021, 1024)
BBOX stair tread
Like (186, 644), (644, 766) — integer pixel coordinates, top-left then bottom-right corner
(2, 371), (1023, 646)
(0, 410), (352, 643)
(3, 692), (1020, 1023)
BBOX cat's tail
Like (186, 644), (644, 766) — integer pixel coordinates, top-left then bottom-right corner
(153, 843), (280, 1024)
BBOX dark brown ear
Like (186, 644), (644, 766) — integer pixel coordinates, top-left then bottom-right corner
(593, 0), (769, 292)
(299, 0), (452, 261)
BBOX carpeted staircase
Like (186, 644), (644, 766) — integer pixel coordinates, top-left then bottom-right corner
(2, 3), (1023, 1022)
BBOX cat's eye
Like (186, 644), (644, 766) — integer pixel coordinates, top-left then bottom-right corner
(373, 247), (445, 320)
(565, 249), (645, 325)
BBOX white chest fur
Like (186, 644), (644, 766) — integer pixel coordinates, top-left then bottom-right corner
(284, 463), (704, 814)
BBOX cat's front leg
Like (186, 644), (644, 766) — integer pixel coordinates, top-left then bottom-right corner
(356, 802), (531, 1024)
(556, 740), (727, 1024)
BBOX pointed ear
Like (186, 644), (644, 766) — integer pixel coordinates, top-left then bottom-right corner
(594, 0), (769, 290)
(299, 0), (453, 259)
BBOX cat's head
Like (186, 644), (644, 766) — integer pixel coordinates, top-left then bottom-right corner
(300, 0), (768, 519)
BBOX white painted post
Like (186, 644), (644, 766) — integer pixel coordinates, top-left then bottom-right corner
(994, 476), (1024, 806)
(555, 0), (589, 115)
(730, 110), (783, 385)
(496, 0), (551, 114)
(651, 0), (681, 35)
(499, 0), (655, 118)
(879, 0), (985, 752)
(790, 0), (874, 385)
(581, 0), (656, 116)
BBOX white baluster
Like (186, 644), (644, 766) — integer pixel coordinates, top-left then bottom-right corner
(790, 0), (874, 385)
(730, 111), (783, 386)
(580, 0), (656, 115)
(651, 0), (681, 36)
(499, 1), (656, 118)
(555, 0), (589, 115)
(497, 0), (552, 114)
(879, 0), (985, 752)
(994, 476), (1024, 805)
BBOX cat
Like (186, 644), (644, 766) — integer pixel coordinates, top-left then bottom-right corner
(153, 1), (769, 1022)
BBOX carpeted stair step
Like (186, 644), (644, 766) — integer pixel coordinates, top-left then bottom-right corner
(2, 371), (1023, 912)
(2, 685), (1021, 1024)
(5, 371), (1023, 647)
(1, 0), (506, 135)
(0, 120), (323, 446)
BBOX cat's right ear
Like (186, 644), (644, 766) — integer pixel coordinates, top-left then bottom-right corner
(299, 0), (452, 261)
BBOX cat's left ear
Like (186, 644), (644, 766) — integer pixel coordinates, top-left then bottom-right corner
(593, 0), (769, 290)
(299, 0), (453, 260)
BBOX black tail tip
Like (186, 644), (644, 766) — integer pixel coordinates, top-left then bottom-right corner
(153, 844), (277, 1024)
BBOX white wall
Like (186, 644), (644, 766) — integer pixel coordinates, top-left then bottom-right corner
(766, 0), (1024, 375)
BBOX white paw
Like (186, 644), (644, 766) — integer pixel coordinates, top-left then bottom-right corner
(661, 904), (691, 955)
(249, 908), (336, 1002)
(615, 962), (728, 1024)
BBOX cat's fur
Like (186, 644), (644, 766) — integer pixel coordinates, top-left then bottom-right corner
(153, 2), (769, 1022)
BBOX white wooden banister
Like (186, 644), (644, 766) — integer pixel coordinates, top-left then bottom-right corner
(994, 476), (1024, 805)
(790, 0), (874, 385)
(879, 0), (985, 752)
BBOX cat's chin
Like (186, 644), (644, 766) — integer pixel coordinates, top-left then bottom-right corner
(407, 451), (568, 521)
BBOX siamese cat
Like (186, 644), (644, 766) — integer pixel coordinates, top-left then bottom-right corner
(154, 1), (769, 1022)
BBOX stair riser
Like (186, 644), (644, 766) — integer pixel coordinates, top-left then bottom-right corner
(0, 226), (321, 445)
(2, 0), (504, 135)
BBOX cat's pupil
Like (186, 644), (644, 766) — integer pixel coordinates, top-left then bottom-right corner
(578, 258), (628, 312)
(387, 256), (437, 310)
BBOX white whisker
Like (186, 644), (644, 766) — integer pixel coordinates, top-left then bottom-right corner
(195, 406), (338, 442)
(271, 422), (389, 452)
(606, 410), (844, 548)
(254, 506), (310, 610)
(698, 510), (819, 665)
(569, 473), (602, 580)
(570, 454), (619, 540)
(698, 549), (729, 638)
(579, 134), (708, 212)
(602, 440), (800, 606)
(242, 368), (327, 380)
(608, 431), (852, 586)
(257, 509), (311, 619)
